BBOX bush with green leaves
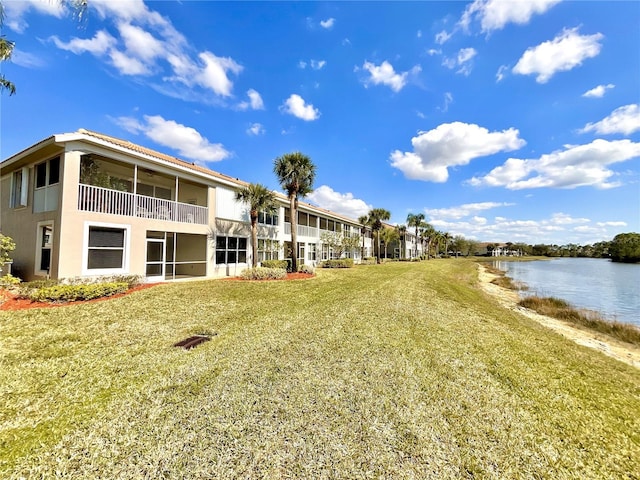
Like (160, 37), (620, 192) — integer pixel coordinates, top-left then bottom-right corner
(260, 260), (288, 270)
(28, 282), (129, 303)
(298, 264), (315, 274)
(0, 233), (16, 275)
(240, 267), (287, 280)
(361, 257), (377, 265)
(0, 274), (21, 287)
(320, 259), (354, 268)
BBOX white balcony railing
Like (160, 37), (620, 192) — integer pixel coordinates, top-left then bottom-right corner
(284, 222), (319, 238)
(78, 184), (208, 225)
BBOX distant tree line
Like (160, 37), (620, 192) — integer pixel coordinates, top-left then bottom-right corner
(488, 232), (640, 263)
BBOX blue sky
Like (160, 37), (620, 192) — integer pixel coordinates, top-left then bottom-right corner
(2, 0), (639, 245)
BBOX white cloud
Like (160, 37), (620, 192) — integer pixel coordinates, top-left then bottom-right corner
(3, 0), (65, 33)
(425, 202), (515, 219)
(423, 210), (619, 245)
(109, 49), (150, 75)
(580, 104), (640, 136)
(307, 185), (372, 219)
(427, 49), (442, 56)
(458, 48), (477, 64)
(360, 60), (420, 92)
(438, 92), (453, 112)
(596, 221), (627, 227)
(549, 213), (589, 225)
(50, 30), (117, 55)
(116, 114), (230, 163)
(280, 94), (320, 121)
(238, 89), (265, 111)
(435, 30), (452, 44)
(442, 48), (477, 75)
(468, 139), (640, 190)
(311, 59), (327, 70)
(460, 0), (560, 33)
(118, 22), (163, 60)
(417, 30), (423, 38)
(247, 123), (265, 136)
(320, 18), (335, 29)
(10, 49), (46, 68)
(390, 122), (526, 182)
(193, 52), (243, 97)
(496, 65), (509, 82)
(45, 1), (243, 103)
(512, 27), (603, 83)
(582, 84), (615, 98)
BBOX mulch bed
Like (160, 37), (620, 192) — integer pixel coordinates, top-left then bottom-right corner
(0, 284), (159, 312)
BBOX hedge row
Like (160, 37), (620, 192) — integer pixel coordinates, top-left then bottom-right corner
(320, 259), (354, 268)
(28, 282), (129, 302)
(260, 260), (289, 270)
(240, 267), (287, 280)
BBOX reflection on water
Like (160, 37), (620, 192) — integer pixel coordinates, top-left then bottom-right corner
(493, 258), (640, 326)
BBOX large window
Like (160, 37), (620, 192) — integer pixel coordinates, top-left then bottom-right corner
(215, 236), (247, 264)
(34, 157), (60, 213)
(84, 223), (130, 274)
(258, 211), (278, 226)
(10, 167), (28, 208)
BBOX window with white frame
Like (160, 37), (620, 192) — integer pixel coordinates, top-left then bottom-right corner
(215, 236), (247, 264)
(86, 225), (129, 272)
(33, 157), (60, 213)
(307, 243), (317, 261)
(258, 239), (279, 261)
(10, 167), (29, 208)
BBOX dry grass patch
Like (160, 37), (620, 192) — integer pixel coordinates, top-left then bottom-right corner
(520, 295), (640, 346)
(1, 261), (639, 479)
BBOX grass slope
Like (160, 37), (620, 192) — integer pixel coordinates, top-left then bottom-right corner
(1, 261), (638, 479)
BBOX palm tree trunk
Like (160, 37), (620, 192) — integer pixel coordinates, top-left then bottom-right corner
(251, 219), (258, 268)
(290, 195), (298, 272)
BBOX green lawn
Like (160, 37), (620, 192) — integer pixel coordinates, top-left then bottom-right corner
(1, 261), (638, 479)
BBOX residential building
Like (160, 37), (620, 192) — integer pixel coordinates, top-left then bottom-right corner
(1, 129), (373, 282)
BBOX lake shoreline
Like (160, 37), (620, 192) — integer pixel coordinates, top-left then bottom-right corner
(477, 263), (640, 369)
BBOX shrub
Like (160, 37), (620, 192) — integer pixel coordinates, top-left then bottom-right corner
(298, 264), (315, 274)
(320, 259), (354, 268)
(0, 274), (21, 287)
(361, 257), (377, 265)
(61, 275), (144, 288)
(240, 267), (287, 280)
(261, 260), (288, 270)
(16, 279), (59, 297)
(28, 282), (129, 303)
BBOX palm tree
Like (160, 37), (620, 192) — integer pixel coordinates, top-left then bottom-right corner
(420, 222), (435, 260)
(406, 213), (425, 258)
(443, 232), (452, 256)
(368, 208), (391, 263)
(0, 5), (16, 95)
(358, 214), (370, 259)
(235, 183), (277, 268)
(273, 152), (316, 272)
(396, 224), (407, 259)
(380, 227), (399, 260)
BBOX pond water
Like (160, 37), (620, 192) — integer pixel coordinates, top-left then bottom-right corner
(493, 257), (640, 326)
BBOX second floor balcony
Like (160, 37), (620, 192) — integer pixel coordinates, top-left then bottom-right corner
(78, 184), (208, 224)
(77, 154), (209, 225)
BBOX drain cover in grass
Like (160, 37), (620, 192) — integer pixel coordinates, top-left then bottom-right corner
(173, 335), (213, 350)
